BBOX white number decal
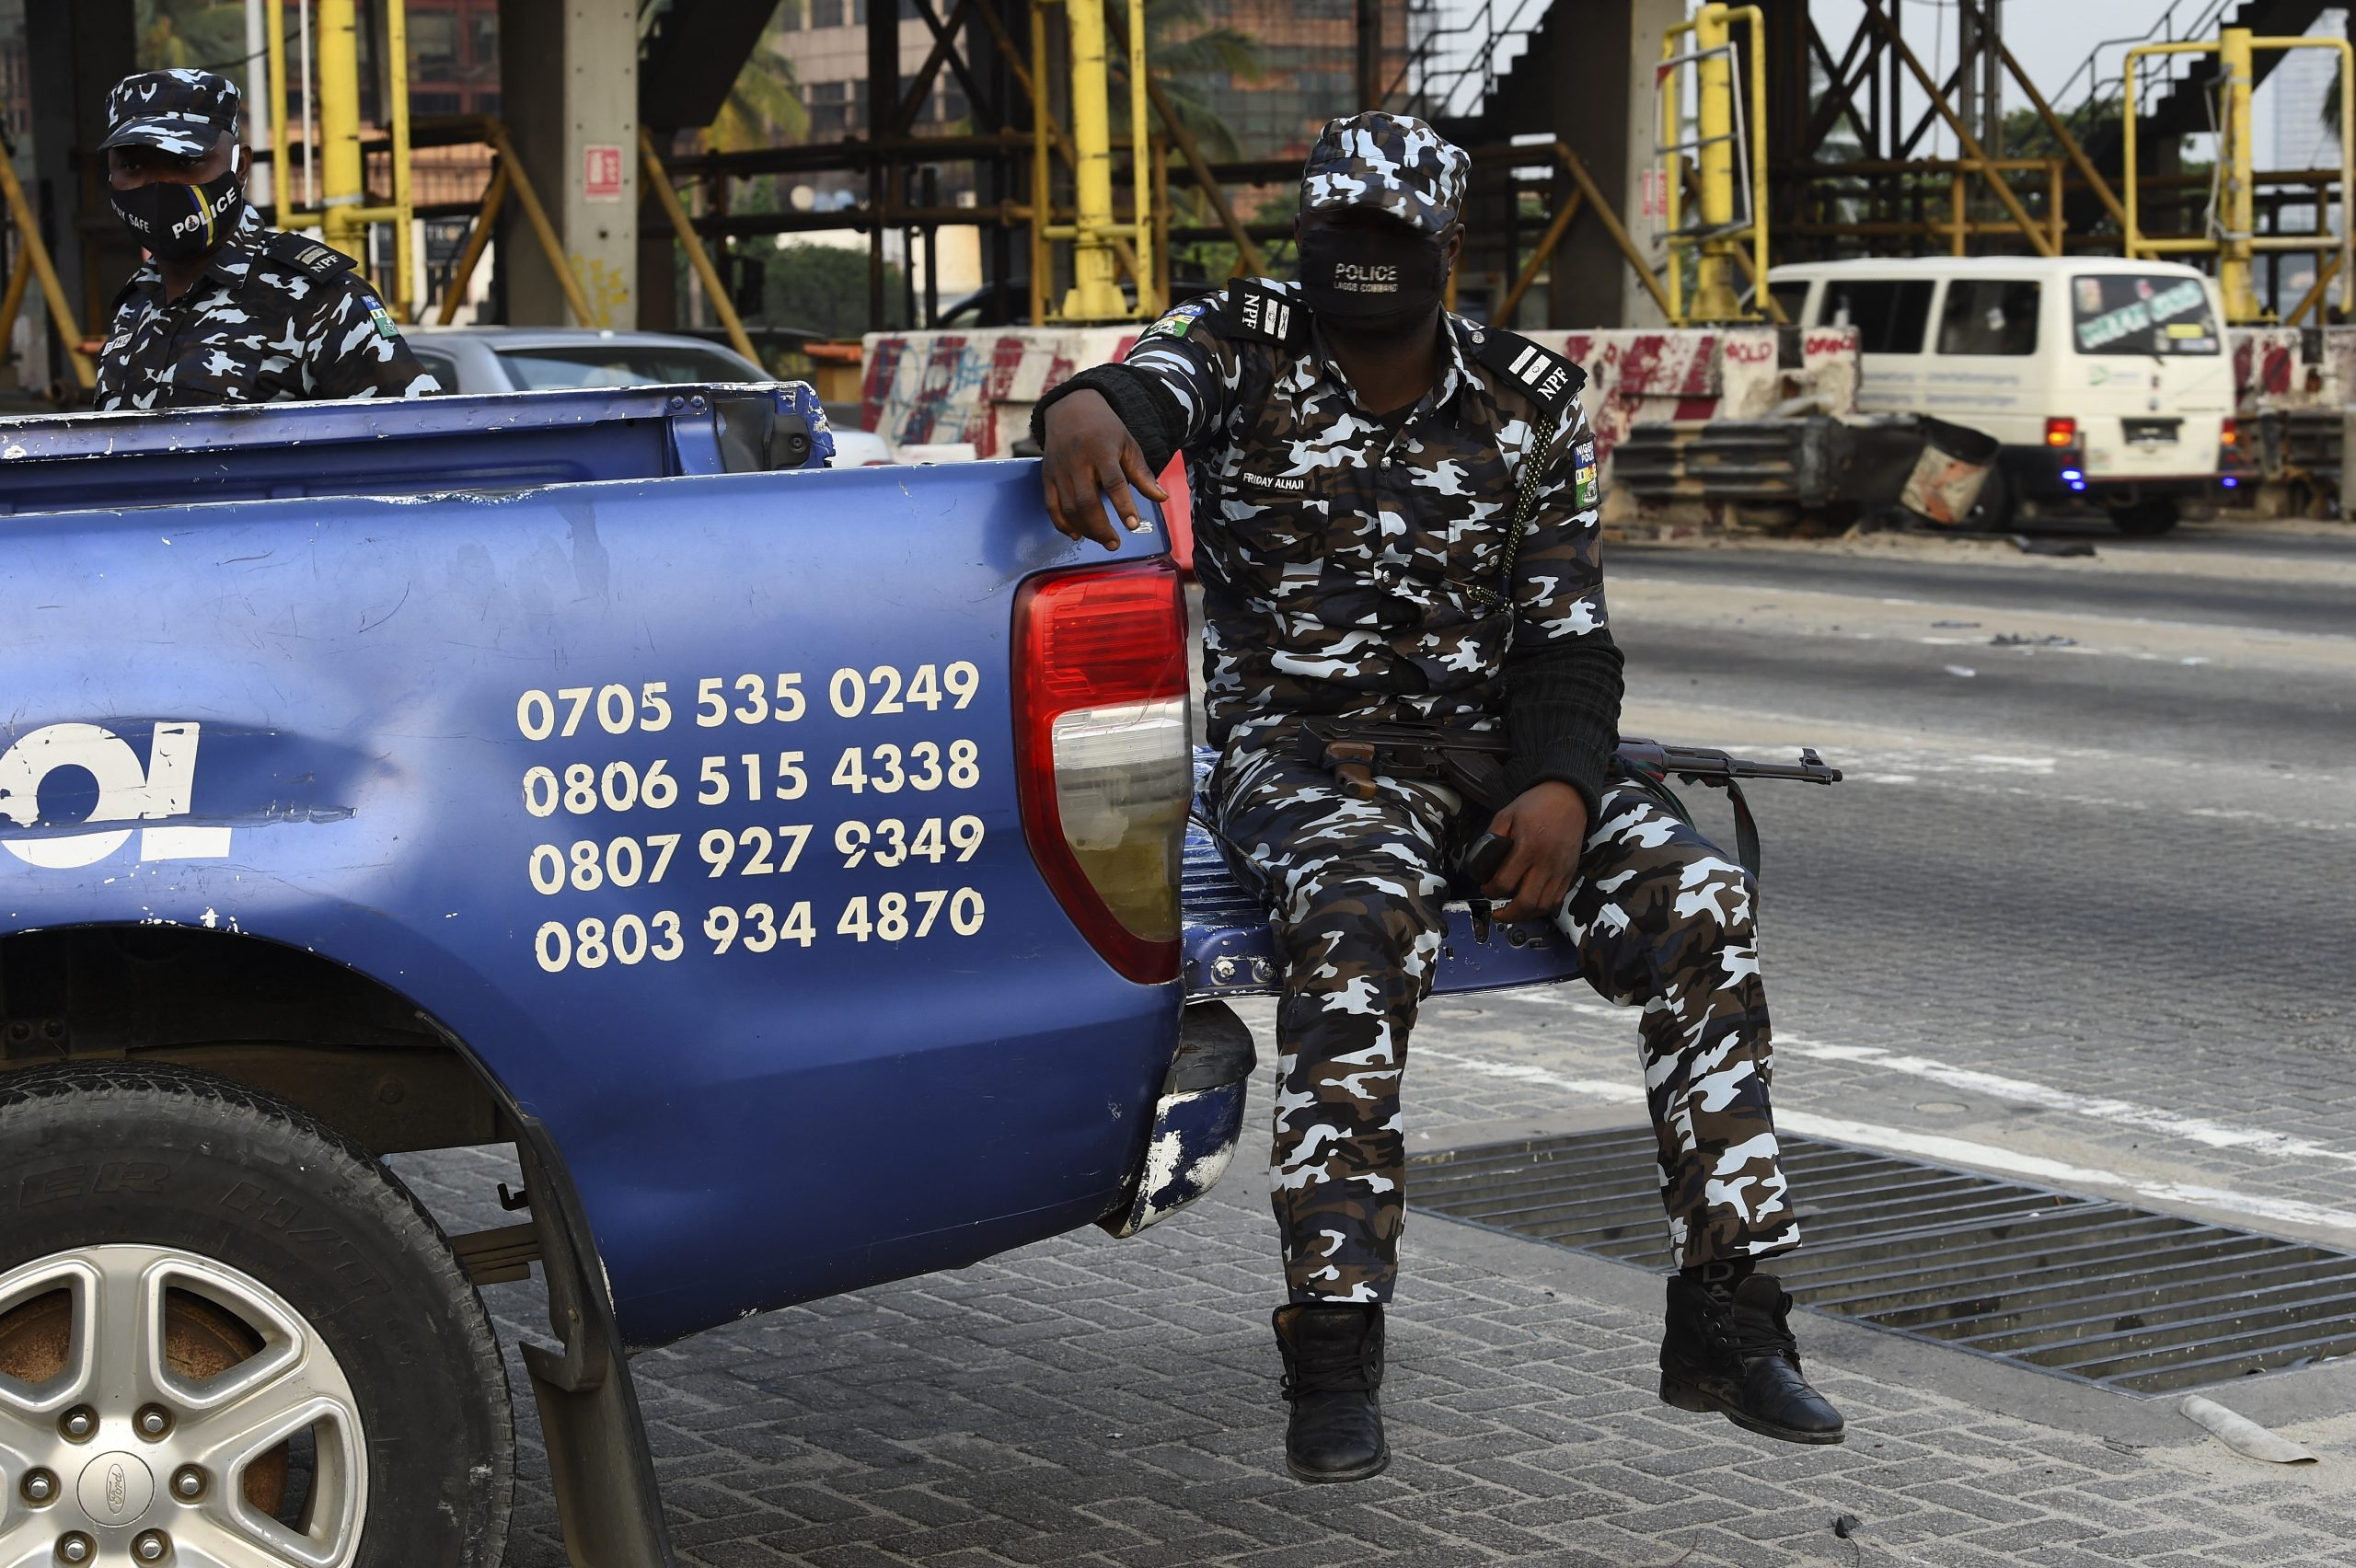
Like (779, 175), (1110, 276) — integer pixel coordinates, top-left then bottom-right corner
(611, 913), (650, 964)
(829, 667), (866, 718)
(700, 825), (813, 878)
(832, 888), (986, 942)
(557, 687), (593, 739)
(517, 690), (557, 741)
(907, 741), (943, 791)
(523, 767), (560, 817)
(832, 748), (867, 793)
(596, 684), (634, 736)
(705, 902), (814, 953)
(537, 912), (687, 973)
(944, 662), (980, 709)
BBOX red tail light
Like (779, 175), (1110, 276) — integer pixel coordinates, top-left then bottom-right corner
(2044, 417), (2078, 448)
(1013, 561), (1192, 983)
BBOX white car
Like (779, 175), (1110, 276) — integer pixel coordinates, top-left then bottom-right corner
(404, 327), (893, 467)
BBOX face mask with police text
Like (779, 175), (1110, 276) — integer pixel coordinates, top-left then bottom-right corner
(110, 163), (246, 262)
(1297, 225), (1448, 329)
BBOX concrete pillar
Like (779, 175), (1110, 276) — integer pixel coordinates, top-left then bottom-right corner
(498, 0), (637, 327)
(1548, 0), (1680, 329)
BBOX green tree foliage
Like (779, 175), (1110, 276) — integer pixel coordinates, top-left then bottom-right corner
(709, 12), (810, 152)
(760, 241), (906, 338)
(1127, 0), (1263, 161)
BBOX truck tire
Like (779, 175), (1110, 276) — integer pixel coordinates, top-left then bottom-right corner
(2109, 499), (2180, 536)
(0, 1062), (513, 1566)
(1963, 465), (2013, 530)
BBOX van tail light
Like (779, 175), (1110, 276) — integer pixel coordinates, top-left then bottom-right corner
(2044, 418), (2078, 448)
(2220, 418), (2238, 448)
(1014, 561), (1192, 984)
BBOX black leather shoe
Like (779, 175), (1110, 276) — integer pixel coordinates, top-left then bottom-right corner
(1272, 1303), (1390, 1482)
(1658, 1273), (1845, 1445)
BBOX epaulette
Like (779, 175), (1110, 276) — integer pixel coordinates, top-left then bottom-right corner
(1222, 280), (1304, 346)
(260, 230), (358, 277)
(1465, 324), (1584, 415)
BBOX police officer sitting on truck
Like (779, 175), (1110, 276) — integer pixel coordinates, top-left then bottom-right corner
(1036, 112), (1842, 1484)
(93, 69), (440, 411)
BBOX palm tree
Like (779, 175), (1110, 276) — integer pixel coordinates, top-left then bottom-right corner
(1129, 0), (1263, 162)
(709, 15), (812, 153)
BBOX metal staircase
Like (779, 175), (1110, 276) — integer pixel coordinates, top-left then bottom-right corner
(2059, 0), (2338, 180)
(1397, 0), (1555, 130)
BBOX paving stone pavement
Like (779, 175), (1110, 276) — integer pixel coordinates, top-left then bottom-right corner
(398, 1076), (2356, 1567)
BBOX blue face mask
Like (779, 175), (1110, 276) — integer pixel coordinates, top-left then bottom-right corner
(111, 156), (246, 261)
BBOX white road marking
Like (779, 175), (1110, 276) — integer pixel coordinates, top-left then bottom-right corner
(1415, 1045), (2356, 1237)
(1495, 990), (2356, 1168)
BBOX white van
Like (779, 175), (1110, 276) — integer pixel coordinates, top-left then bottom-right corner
(1766, 257), (2233, 534)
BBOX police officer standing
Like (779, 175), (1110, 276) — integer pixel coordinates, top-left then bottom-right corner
(1036, 113), (1842, 1482)
(92, 69), (440, 410)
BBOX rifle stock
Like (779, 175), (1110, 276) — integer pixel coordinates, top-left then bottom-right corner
(1296, 720), (1842, 816)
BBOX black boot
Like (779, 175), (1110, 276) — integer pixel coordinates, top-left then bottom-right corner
(1659, 1272), (1845, 1445)
(1271, 1303), (1390, 1482)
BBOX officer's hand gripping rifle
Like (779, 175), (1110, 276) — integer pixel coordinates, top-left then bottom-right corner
(1294, 718), (1842, 882)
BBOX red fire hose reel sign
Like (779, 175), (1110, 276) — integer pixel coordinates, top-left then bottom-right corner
(583, 144), (625, 203)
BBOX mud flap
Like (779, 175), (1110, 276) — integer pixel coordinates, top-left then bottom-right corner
(1099, 1000), (1257, 1238)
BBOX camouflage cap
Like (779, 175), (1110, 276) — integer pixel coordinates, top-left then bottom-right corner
(101, 69), (242, 159)
(1299, 112), (1471, 236)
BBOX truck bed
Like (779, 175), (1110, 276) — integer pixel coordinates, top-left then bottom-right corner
(1180, 749), (1588, 1000)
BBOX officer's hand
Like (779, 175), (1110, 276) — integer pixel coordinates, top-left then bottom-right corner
(1040, 388), (1168, 551)
(1484, 782), (1589, 924)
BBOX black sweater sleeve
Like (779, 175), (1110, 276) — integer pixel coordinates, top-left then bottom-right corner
(1497, 631), (1624, 821)
(1029, 363), (1190, 474)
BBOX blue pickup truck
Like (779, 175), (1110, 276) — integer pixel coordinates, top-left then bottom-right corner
(0, 385), (1601, 1567)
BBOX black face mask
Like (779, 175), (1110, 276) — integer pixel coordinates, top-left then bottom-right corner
(1298, 223), (1448, 329)
(110, 162), (246, 261)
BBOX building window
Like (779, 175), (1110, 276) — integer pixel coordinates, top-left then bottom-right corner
(812, 0), (844, 27)
(778, 0), (803, 29)
(805, 80), (851, 135)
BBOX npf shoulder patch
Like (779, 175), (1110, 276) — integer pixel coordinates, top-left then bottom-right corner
(1467, 325), (1584, 414)
(262, 231), (357, 276)
(1224, 280), (1302, 345)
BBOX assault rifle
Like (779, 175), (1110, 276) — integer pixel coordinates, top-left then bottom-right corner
(1295, 718), (1842, 882)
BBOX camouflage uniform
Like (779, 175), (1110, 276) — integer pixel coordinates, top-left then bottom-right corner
(91, 69), (441, 412)
(96, 210), (442, 410)
(1097, 114), (1800, 1304)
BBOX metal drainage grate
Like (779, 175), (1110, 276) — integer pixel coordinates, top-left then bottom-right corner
(1409, 1127), (2356, 1395)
